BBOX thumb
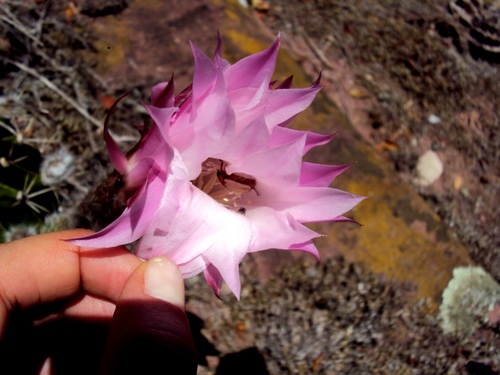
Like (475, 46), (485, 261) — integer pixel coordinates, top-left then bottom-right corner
(100, 257), (197, 375)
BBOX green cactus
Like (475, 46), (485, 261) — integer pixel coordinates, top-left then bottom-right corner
(0, 118), (58, 241)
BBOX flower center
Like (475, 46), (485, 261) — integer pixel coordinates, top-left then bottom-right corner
(191, 158), (258, 213)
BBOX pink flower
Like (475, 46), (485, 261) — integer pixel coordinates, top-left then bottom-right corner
(71, 35), (364, 299)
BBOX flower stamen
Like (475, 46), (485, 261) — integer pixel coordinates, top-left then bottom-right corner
(216, 160), (259, 196)
(191, 158), (257, 212)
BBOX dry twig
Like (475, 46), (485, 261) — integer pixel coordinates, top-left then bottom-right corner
(9, 60), (103, 130)
(297, 26), (336, 71)
(0, 4), (44, 47)
(73, 80), (99, 152)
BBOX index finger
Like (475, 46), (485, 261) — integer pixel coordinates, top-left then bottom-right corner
(0, 230), (142, 334)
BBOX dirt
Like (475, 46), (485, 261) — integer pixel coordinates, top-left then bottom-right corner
(187, 255), (500, 374)
(1, 0), (499, 374)
(261, 0), (500, 283)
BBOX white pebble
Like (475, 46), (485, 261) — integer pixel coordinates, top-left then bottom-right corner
(428, 114), (441, 124)
(414, 150), (443, 186)
(40, 147), (75, 186)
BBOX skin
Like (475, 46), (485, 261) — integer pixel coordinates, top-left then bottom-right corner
(0, 229), (197, 374)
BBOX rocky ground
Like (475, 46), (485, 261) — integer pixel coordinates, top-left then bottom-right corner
(0, 0), (499, 374)
(262, 0), (500, 283)
(187, 255), (500, 374)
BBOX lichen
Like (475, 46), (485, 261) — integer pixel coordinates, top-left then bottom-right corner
(440, 266), (500, 335)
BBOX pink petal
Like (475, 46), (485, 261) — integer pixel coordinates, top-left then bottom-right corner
(264, 86), (321, 127)
(151, 74), (175, 108)
(214, 115), (269, 162)
(69, 167), (167, 248)
(136, 184), (251, 266)
(299, 162), (353, 187)
(310, 72), (322, 89)
(203, 264), (224, 298)
(136, 185), (252, 299)
(176, 255), (210, 279)
(331, 215), (360, 224)
(144, 104), (178, 130)
(247, 207), (321, 253)
(227, 82), (266, 110)
(174, 83), (193, 107)
(224, 35), (280, 91)
(212, 31), (230, 72)
(191, 41), (218, 103)
(203, 251), (242, 300)
(213, 31), (223, 60)
(173, 96), (236, 179)
(302, 132), (337, 154)
(128, 123), (169, 168)
(104, 93), (129, 175)
(237, 135), (305, 186)
(289, 240), (320, 259)
(269, 127), (336, 155)
(123, 158), (156, 193)
(262, 186), (365, 223)
(275, 75), (294, 89)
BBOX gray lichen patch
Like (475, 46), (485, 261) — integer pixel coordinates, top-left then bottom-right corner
(440, 266), (500, 335)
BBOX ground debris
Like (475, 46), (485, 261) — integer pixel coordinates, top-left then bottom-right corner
(263, 0), (500, 283)
(0, 0), (146, 233)
(187, 256), (500, 374)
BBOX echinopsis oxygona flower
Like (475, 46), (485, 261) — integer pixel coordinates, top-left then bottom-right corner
(71, 34), (364, 299)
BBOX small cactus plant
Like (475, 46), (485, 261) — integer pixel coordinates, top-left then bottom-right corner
(0, 118), (58, 241)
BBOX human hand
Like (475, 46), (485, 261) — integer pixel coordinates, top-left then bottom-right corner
(0, 229), (197, 374)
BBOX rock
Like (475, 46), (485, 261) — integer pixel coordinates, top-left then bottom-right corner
(3, 224), (37, 242)
(487, 303), (500, 327)
(440, 266), (500, 335)
(428, 114), (441, 124)
(349, 87), (370, 99)
(40, 147), (75, 186)
(414, 150), (443, 187)
(80, 0), (129, 18)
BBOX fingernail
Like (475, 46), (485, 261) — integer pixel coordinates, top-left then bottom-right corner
(144, 257), (184, 308)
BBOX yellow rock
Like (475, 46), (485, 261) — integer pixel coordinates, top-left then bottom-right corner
(348, 87), (370, 99)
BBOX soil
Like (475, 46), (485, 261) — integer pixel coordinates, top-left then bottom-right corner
(0, 0), (499, 374)
(261, 0), (500, 283)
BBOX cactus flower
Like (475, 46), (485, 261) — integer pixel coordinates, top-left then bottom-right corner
(71, 35), (364, 299)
